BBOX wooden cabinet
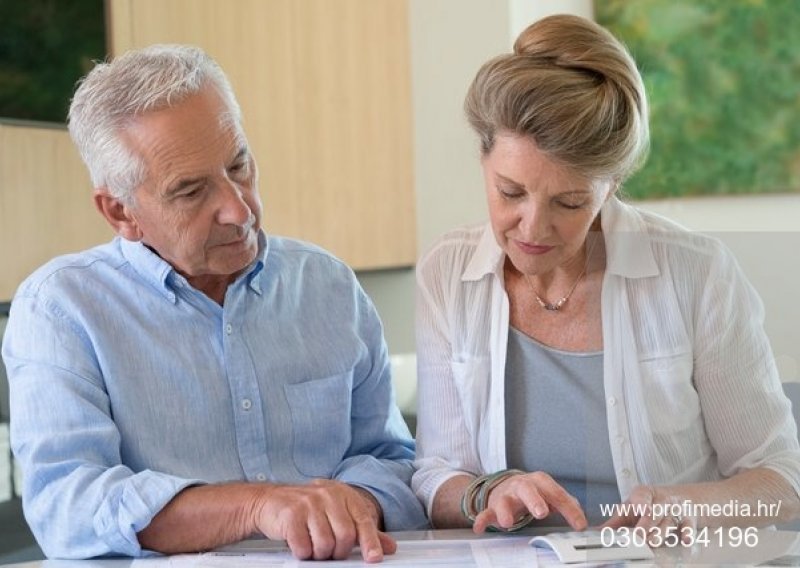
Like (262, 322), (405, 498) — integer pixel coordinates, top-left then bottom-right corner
(0, 123), (110, 299)
(109, 0), (416, 270)
(0, 0), (415, 299)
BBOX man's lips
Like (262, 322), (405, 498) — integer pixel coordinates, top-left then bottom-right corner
(214, 233), (250, 247)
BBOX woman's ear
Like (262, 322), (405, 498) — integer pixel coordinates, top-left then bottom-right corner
(605, 178), (621, 202)
(93, 189), (142, 241)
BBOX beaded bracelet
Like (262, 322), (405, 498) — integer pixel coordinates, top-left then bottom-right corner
(460, 469), (534, 532)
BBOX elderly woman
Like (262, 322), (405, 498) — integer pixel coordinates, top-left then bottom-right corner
(412, 14), (800, 535)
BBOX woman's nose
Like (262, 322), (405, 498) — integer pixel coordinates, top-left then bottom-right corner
(519, 202), (550, 241)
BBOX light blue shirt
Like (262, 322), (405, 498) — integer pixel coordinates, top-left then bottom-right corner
(2, 232), (427, 558)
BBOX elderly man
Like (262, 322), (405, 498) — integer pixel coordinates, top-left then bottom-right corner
(1, 44), (426, 561)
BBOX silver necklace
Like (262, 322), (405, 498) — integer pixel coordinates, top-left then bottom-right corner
(523, 237), (598, 312)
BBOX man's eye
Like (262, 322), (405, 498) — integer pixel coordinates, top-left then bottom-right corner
(179, 187), (203, 200)
(558, 201), (583, 209)
(229, 162), (248, 176)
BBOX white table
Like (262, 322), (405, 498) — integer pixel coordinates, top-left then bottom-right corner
(3, 528), (800, 567)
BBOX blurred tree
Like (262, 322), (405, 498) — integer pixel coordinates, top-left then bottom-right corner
(596, 0), (800, 198)
(0, 0), (106, 123)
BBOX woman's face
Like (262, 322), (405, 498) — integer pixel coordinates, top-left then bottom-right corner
(482, 132), (614, 276)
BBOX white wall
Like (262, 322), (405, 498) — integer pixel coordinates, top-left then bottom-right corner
(509, 0), (593, 41)
(358, 0), (512, 354)
(408, 0), (507, 254)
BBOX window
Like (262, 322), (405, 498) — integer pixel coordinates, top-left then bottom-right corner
(0, 0), (106, 123)
(596, 0), (800, 199)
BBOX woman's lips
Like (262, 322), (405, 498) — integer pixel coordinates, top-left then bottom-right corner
(515, 240), (554, 255)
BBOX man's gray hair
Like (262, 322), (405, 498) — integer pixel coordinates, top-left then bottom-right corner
(68, 44), (241, 203)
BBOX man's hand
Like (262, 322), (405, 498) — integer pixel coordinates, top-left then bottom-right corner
(252, 479), (395, 563)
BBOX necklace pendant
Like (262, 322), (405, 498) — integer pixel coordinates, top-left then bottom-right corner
(535, 295), (567, 311)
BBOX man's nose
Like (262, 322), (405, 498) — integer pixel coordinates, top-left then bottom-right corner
(216, 180), (251, 227)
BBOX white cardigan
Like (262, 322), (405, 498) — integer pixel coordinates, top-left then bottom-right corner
(412, 197), (800, 516)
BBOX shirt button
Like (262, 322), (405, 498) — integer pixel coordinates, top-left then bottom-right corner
(616, 435), (625, 445)
(225, 323), (233, 335)
(608, 396), (617, 406)
(241, 398), (252, 410)
(621, 468), (631, 478)
(255, 473), (267, 482)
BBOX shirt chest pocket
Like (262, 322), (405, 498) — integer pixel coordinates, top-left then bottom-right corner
(284, 371), (353, 477)
(638, 352), (700, 433)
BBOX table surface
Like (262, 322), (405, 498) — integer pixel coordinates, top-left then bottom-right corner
(4, 528), (800, 567)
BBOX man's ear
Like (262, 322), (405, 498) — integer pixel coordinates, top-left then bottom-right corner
(94, 189), (142, 241)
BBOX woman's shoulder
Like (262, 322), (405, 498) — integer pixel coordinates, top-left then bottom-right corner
(418, 223), (491, 271)
(628, 204), (730, 261)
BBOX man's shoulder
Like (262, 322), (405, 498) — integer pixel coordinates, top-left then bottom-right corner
(15, 239), (124, 299)
(266, 235), (353, 275)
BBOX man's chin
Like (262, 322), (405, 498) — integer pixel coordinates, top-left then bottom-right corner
(219, 247), (259, 274)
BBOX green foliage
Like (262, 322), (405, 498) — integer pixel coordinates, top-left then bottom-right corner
(596, 0), (800, 198)
(0, 0), (106, 123)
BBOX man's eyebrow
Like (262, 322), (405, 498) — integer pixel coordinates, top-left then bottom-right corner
(165, 147), (250, 196)
(232, 146), (248, 161)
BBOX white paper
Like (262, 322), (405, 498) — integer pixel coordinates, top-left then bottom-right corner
(162, 536), (539, 568)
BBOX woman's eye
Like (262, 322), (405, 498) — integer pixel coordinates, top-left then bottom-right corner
(498, 188), (523, 199)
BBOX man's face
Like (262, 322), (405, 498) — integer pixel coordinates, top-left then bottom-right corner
(119, 87), (263, 288)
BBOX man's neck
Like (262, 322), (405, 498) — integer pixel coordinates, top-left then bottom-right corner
(188, 273), (237, 305)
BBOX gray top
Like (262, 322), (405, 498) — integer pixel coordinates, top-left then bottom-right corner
(505, 327), (620, 525)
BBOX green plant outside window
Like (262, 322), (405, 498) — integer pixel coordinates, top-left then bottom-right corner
(596, 0), (800, 199)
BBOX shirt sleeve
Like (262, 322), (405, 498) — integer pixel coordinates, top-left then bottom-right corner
(411, 243), (482, 517)
(331, 283), (428, 531)
(693, 241), (800, 495)
(2, 294), (203, 558)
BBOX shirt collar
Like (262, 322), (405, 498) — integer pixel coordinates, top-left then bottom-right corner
(600, 196), (660, 278)
(119, 230), (270, 302)
(460, 197), (660, 283)
(246, 231), (268, 294)
(462, 224), (505, 282)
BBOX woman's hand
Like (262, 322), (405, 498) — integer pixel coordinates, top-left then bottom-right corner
(603, 470), (800, 534)
(473, 471), (588, 533)
(601, 484), (696, 543)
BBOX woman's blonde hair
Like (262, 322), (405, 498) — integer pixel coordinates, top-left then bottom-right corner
(465, 14), (649, 182)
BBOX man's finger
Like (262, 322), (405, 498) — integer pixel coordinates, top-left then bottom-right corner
(377, 531), (397, 555)
(283, 518), (313, 561)
(354, 510), (386, 563)
(307, 509), (336, 560)
(326, 505), (358, 560)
